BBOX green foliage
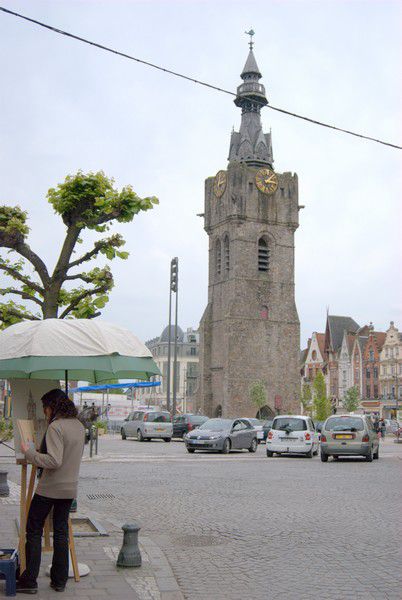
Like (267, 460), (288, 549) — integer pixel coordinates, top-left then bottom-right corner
(300, 383), (312, 415)
(0, 206), (29, 238)
(249, 380), (267, 418)
(312, 371), (331, 421)
(47, 170), (158, 230)
(0, 171), (158, 325)
(343, 386), (360, 413)
(0, 418), (13, 441)
(94, 420), (108, 431)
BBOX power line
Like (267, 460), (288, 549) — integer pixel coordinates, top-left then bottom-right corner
(1, 5), (401, 151)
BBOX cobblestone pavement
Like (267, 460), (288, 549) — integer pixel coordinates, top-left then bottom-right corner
(2, 436), (402, 599)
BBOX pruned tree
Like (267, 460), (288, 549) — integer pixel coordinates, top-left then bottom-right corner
(300, 383), (312, 415)
(343, 386), (360, 413)
(312, 371), (331, 421)
(0, 171), (158, 327)
(249, 380), (267, 419)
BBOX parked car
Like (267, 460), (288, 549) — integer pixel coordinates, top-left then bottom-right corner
(262, 420), (273, 441)
(241, 418), (265, 442)
(185, 418), (258, 454)
(320, 414), (379, 462)
(266, 415), (319, 458)
(173, 414), (209, 439)
(384, 419), (399, 434)
(121, 410), (172, 442)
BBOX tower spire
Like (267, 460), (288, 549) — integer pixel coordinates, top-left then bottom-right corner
(228, 31), (273, 168)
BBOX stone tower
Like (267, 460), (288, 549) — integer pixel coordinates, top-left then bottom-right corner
(197, 38), (300, 418)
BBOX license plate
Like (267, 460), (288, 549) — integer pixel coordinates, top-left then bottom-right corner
(156, 427), (164, 431)
(335, 434), (352, 439)
(280, 437), (296, 441)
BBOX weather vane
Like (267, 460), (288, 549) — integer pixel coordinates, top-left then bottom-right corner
(245, 29), (255, 50)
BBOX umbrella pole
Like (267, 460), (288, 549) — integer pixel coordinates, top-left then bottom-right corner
(65, 370), (68, 396)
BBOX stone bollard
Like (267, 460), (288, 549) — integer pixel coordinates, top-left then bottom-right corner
(116, 523), (142, 568)
(0, 470), (10, 497)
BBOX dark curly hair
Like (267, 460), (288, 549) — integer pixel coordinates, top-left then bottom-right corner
(41, 388), (78, 420)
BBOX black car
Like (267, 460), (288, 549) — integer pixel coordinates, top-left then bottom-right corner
(172, 414), (209, 439)
(262, 420), (273, 441)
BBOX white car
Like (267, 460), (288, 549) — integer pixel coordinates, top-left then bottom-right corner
(266, 415), (319, 458)
(241, 418), (265, 442)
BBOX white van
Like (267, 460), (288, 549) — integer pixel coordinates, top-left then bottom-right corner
(266, 415), (319, 458)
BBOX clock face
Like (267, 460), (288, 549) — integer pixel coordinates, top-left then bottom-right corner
(255, 168), (278, 195)
(213, 170), (227, 198)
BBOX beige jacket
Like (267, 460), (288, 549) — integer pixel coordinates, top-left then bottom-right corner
(25, 417), (85, 499)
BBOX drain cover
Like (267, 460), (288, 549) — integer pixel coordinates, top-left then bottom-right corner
(86, 493), (115, 500)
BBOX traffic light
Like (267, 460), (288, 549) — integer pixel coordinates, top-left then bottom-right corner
(170, 257), (178, 292)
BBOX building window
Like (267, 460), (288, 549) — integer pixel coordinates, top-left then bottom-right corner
(373, 385), (378, 398)
(366, 368), (370, 379)
(223, 235), (230, 273)
(369, 350), (374, 362)
(215, 239), (221, 276)
(399, 364), (402, 375)
(258, 238), (269, 272)
(312, 350), (317, 361)
(373, 367), (378, 379)
(190, 347), (197, 356)
(260, 305), (268, 319)
(386, 348), (389, 358)
(366, 385), (370, 398)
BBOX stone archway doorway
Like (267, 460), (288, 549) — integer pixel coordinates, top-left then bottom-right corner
(214, 404), (222, 418)
(256, 405), (275, 420)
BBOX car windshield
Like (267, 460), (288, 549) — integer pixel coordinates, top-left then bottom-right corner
(325, 417), (364, 432)
(263, 421), (273, 428)
(189, 416), (208, 424)
(146, 412), (171, 423)
(273, 418), (307, 432)
(198, 419), (232, 431)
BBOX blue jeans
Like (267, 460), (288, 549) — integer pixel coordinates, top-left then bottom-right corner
(19, 494), (73, 587)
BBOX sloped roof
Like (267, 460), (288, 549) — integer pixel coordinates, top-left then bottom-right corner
(371, 331), (386, 352)
(316, 333), (326, 359)
(241, 49), (262, 78)
(160, 324), (184, 343)
(357, 336), (368, 352)
(328, 315), (360, 351)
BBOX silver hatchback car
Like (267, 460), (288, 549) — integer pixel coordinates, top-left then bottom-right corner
(121, 410), (173, 442)
(320, 414), (379, 462)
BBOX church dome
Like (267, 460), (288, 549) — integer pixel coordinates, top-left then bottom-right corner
(160, 324), (184, 343)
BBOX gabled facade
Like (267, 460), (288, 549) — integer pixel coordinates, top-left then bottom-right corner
(301, 332), (326, 382)
(379, 322), (402, 417)
(351, 335), (367, 397)
(362, 327), (385, 400)
(324, 315), (360, 402)
(338, 332), (355, 400)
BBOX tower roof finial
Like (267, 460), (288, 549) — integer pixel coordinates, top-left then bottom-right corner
(245, 28), (255, 50)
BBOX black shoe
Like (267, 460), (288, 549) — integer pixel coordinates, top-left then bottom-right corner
(16, 581), (38, 594)
(50, 581), (66, 592)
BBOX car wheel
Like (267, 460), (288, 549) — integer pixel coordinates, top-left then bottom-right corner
(313, 445), (318, 456)
(306, 447), (313, 458)
(221, 438), (231, 454)
(320, 451), (328, 462)
(365, 447), (374, 462)
(373, 446), (379, 460)
(137, 429), (144, 442)
(333, 455), (339, 460)
(266, 450), (273, 457)
(187, 447), (195, 453)
(163, 438), (171, 442)
(121, 428), (126, 440)
(248, 438), (258, 453)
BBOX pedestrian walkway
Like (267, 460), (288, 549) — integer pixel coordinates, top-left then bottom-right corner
(0, 484), (183, 600)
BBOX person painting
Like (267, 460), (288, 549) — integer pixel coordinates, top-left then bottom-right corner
(17, 389), (85, 594)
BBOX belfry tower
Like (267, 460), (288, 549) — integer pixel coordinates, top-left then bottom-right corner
(197, 35), (300, 418)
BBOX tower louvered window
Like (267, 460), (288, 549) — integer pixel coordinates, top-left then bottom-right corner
(224, 236), (230, 273)
(215, 239), (221, 276)
(258, 238), (269, 272)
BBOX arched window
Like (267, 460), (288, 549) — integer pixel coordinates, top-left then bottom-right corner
(258, 238), (270, 272)
(215, 239), (221, 276)
(223, 235), (230, 273)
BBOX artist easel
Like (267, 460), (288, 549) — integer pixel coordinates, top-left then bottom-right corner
(17, 460), (80, 582)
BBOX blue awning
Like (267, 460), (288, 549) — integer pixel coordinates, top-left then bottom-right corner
(70, 382), (161, 393)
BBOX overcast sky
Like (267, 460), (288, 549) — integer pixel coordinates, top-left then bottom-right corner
(0, 0), (401, 348)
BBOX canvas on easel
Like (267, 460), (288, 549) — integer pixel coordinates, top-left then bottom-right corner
(16, 420), (36, 449)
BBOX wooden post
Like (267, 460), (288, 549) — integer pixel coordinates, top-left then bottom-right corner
(68, 518), (80, 582)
